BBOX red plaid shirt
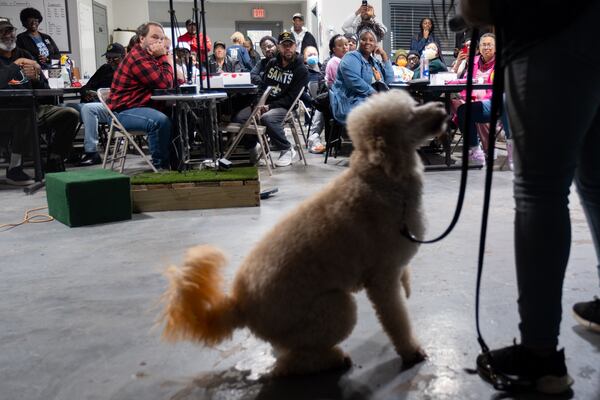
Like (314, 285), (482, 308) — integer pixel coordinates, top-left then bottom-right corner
(107, 44), (173, 112)
(177, 32), (212, 61)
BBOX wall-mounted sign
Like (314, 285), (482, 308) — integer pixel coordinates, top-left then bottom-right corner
(252, 8), (265, 19)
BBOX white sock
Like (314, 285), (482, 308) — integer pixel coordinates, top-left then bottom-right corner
(9, 153), (22, 169)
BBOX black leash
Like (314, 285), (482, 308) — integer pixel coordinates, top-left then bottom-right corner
(401, 27), (479, 244)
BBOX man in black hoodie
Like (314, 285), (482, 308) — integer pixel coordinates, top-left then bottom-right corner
(234, 31), (308, 167)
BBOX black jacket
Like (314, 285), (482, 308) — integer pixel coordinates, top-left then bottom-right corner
(0, 63), (22, 89)
(81, 63), (116, 102)
(262, 54), (308, 110)
(16, 32), (61, 68)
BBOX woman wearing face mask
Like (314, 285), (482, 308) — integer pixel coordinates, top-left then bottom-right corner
(412, 42), (448, 79)
(15, 7), (61, 69)
(391, 49), (414, 82)
(330, 24), (393, 124)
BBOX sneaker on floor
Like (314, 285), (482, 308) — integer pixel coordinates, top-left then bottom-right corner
(45, 157), (66, 173)
(573, 296), (600, 333)
(6, 166), (34, 186)
(469, 146), (486, 166)
(78, 152), (102, 166)
(476, 342), (573, 394)
(309, 137), (326, 154)
(274, 148), (297, 167)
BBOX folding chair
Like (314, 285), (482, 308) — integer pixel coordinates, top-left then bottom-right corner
(221, 86), (275, 175)
(283, 90), (308, 166)
(97, 88), (157, 173)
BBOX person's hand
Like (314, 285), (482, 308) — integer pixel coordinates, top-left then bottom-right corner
(423, 29), (430, 39)
(356, 4), (367, 16)
(148, 41), (167, 57)
(374, 47), (388, 62)
(37, 53), (48, 65)
(258, 105), (269, 115)
(14, 58), (41, 80)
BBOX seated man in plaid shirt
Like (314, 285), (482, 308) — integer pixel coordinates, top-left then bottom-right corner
(107, 22), (174, 170)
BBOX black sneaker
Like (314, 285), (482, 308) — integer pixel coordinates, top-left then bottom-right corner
(476, 342), (573, 394)
(6, 166), (34, 186)
(78, 152), (102, 166)
(573, 296), (600, 333)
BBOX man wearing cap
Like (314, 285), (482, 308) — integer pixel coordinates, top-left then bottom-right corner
(233, 31), (308, 167)
(208, 41), (240, 73)
(291, 13), (317, 56)
(74, 42), (126, 166)
(177, 19), (212, 62)
(0, 18), (79, 181)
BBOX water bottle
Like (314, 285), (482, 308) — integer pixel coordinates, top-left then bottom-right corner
(420, 52), (430, 80)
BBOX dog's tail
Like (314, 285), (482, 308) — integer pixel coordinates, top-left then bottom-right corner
(401, 266), (412, 298)
(159, 245), (242, 346)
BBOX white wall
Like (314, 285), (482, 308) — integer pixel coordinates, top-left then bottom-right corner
(113, 0), (149, 31)
(148, 1), (302, 46)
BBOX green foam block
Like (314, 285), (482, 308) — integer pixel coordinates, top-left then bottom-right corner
(46, 169), (132, 227)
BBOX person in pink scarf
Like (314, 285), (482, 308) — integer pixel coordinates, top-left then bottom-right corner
(450, 33), (497, 165)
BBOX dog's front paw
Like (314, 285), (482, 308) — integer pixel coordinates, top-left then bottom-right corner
(400, 346), (427, 367)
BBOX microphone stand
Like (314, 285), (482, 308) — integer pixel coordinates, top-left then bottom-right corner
(168, 0), (184, 170)
(194, 0), (220, 166)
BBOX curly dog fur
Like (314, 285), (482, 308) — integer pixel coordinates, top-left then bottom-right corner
(160, 90), (447, 376)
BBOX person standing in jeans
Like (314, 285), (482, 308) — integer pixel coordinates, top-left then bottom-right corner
(107, 22), (173, 170)
(460, 0), (600, 395)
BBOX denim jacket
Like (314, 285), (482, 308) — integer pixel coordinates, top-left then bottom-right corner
(330, 50), (394, 123)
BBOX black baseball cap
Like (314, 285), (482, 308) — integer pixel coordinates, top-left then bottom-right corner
(213, 41), (226, 50)
(185, 19), (196, 26)
(102, 42), (125, 57)
(278, 31), (295, 44)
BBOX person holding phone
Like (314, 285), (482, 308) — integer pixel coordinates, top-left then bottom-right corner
(341, 1), (387, 38)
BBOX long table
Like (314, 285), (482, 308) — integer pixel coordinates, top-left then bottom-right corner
(390, 82), (494, 170)
(0, 88), (66, 193)
(151, 92), (229, 170)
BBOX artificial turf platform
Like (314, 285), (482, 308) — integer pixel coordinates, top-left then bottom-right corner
(130, 167), (258, 185)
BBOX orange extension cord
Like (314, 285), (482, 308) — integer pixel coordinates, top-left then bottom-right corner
(0, 206), (54, 231)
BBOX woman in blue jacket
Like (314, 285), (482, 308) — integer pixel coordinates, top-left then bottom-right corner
(227, 31), (254, 72)
(330, 26), (394, 124)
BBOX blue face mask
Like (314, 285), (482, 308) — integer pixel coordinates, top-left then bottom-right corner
(307, 55), (319, 66)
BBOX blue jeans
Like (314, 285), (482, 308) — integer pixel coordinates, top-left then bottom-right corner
(80, 102), (111, 153)
(233, 106), (291, 150)
(506, 1), (600, 348)
(116, 107), (172, 169)
(457, 98), (511, 147)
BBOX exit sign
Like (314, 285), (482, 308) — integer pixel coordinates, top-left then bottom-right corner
(252, 8), (265, 19)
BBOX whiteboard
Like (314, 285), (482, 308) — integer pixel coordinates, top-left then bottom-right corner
(0, 0), (71, 53)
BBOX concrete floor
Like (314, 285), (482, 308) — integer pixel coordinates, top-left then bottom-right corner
(1, 152), (599, 400)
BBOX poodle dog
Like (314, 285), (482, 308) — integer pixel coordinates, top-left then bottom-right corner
(160, 90), (447, 377)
